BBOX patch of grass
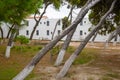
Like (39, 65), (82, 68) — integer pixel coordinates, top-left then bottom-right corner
(11, 45), (43, 53)
(25, 72), (35, 80)
(0, 67), (17, 80)
(101, 72), (120, 80)
(73, 48), (98, 65)
(101, 76), (113, 80)
(67, 46), (76, 53)
(106, 73), (120, 78)
(88, 77), (94, 80)
(0, 45), (42, 80)
(50, 45), (61, 55)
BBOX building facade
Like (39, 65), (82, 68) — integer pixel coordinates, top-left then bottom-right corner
(0, 16), (120, 42)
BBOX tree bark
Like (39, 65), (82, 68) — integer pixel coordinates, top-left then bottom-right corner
(91, 31), (98, 44)
(54, 6), (75, 66)
(6, 23), (15, 39)
(29, 3), (51, 40)
(0, 26), (3, 39)
(54, 28), (76, 66)
(113, 32), (117, 46)
(5, 24), (18, 58)
(12, 0), (100, 79)
(0, 26), (4, 44)
(56, 0), (116, 79)
(50, 20), (60, 63)
(51, 20), (60, 40)
(105, 26), (120, 48)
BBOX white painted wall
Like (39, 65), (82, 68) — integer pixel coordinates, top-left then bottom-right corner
(0, 17), (120, 42)
(19, 18), (62, 40)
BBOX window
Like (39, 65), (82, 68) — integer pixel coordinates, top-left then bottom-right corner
(47, 21), (49, 26)
(80, 30), (83, 36)
(26, 30), (29, 35)
(58, 20), (61, 25)
(26, 21), (29, 26)
(40, 22), (42, 24)
(84, 21), (86, 23)
(58, 30), (61, 35)
(44, 22), (46, 24)
(47, 30), (49, 35)
(36, 30), (39, 35)
(80, 20), (83, 25)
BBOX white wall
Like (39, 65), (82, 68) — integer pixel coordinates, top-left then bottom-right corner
(0, 17), (120, 43)
(19, 18), (62, 40)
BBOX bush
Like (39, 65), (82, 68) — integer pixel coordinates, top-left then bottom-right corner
(15, 35), (29, 45)
(73, 48), (97, 65)
(50, 45), (61, 55)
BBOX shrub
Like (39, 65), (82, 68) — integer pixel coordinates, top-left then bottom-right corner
(15, 35), (29, 45)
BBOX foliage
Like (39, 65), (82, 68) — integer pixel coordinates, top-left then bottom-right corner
(15, 35), (29, 45)
(0, 0), (42, 25)
(43, 0), (61, 9)
(89, 0), (120, 35)
(50, 45), (61, 55)
(106, 73), (120, 79)
(73, 48), (97, 65)
(12, 45), (43, 54)
(0, 45), (41, 80)
(62, 17), (71, 30)
(67, 46), (76, 53)
(66, 0), (87, 8)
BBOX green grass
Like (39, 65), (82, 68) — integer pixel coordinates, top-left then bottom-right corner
(73, 48), (98, 65)
(101, 76), (113, 80)
(106, 72), (120, 79)
(0, 44), (100, 79)
(50, 45), (61, 55)
(0, 45), (43, 80)
(67, 46), (76, 53)
(100, 71), (120, 80)
(0, 67), (17, 80)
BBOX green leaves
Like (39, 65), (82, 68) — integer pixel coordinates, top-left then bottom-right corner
(62, 17), (71, 30)
(89, 0), (120, 35)
(0, 0), (42, 25)
(67, 0), (87, 8)
(43, 0), (61, 9)
(15, 35), (29, 45)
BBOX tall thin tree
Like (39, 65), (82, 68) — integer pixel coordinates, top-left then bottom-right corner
(30, 0), (61, 40)
(13, 0), (100, 79)
(55, 5), (75, 66)
(56, 0), (117, 79)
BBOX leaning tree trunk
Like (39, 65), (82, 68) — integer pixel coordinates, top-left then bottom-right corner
(105, 26), (120, 48)
(112, 26), (120, 46)
(0, 26), (4, 44)
(51, 20), (60, 40)
(5, 33), (15, 58)
(113, 33), (117, 46)
(5, 24), (18, 58)
(6, 23), (15, 39)
(12, 0), (100, 79)
(29, 3), (50, 40)
(105, 31), (114, 48)
(56, 0), (116, 79)
(54, 28), (76, 66)
(54, 6), (75, 66)
(50, 20), (60, 63)
(91, 31), (98, 45)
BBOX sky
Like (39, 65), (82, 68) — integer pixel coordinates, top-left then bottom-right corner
(39, 4), (81, 19)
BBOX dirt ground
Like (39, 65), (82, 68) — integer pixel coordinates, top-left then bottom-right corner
(31, 42), (120, 80)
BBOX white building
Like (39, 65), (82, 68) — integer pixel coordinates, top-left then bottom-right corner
(0, 16), (120, 42)
(19, 16), (62, 40)
(19, 16), (92, 41)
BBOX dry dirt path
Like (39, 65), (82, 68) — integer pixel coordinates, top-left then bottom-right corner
(30, 42), (120, 80)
